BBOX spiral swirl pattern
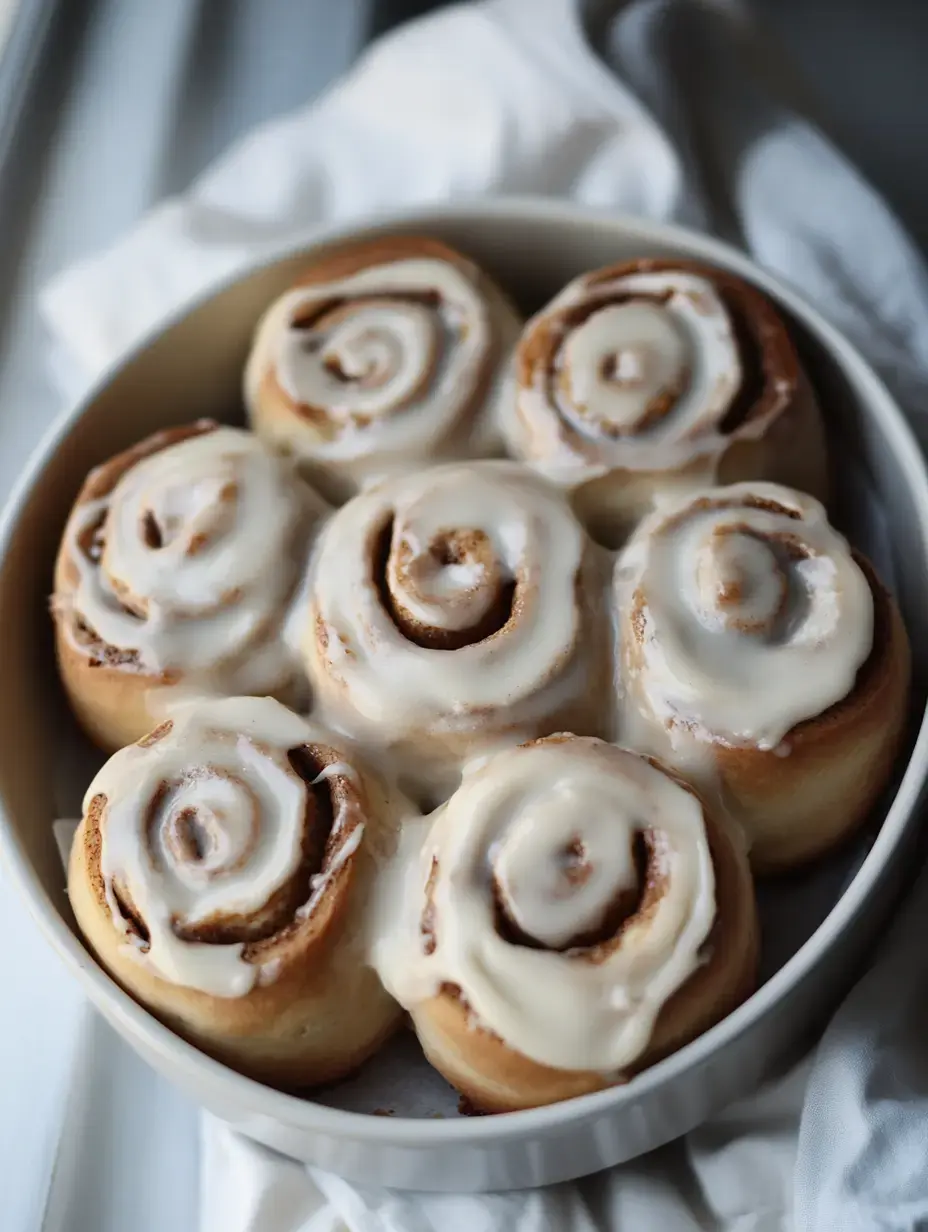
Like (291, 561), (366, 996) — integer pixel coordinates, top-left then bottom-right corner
(86, 696), (367, 997)
(59, 424), (320, 687)
(245, 240), (521, 497)
(508, 260), (798, 479)
(619, 483), (875, 749)
(372, 737), (716, 1073)
(301, 461), (603, 786)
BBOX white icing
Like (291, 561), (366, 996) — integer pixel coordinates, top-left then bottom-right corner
(511, 269), (778, 479)
(62, 427), (322, 692)
(245, 257), (520, 488)
(490, 784), (637, 949)
(300, 460), (594, 765)
(299, 823), (366, 921)
(386, 547), (490, 634)
(294, 760), (365, 920)
(311, 761), (360, 789)
(278, 299), (440, 421)
(617, 482), (874, 748)
(87, 696), (367, 997)
(371, 738), (715, 1074)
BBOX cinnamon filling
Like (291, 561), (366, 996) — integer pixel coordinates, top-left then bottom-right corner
(659, 502), (816, 643)
(141, 510), (163, 550)
(660, 494), (802, 532)
(71, 505), (148, 651)
(72, 614), (142, 669)
(111, 883), (150, 946)
(373, 516), (516, 650)
(579, 262), (795, 436)
(77, 509), (108, 563)
(550, 290), (692, 438)
(519, 262), (800, 446)
(421, 857), (440, 956)
(168, 807), (211, 863)
(491, 830), (652, 953)
(715, 292), (767, 434)
(283, 290), (447, 425)
(157, 746), (341, 946)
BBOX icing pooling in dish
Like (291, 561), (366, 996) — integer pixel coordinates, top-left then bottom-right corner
(300, 460), (597, 751)
(62, 426), (321, 686)
(371, 738), (716, 1074)
(245, 257), (514, 483)
(618, 482), (874, 749)
(510, 267), (793, 480)
(87, 696), (368, 997)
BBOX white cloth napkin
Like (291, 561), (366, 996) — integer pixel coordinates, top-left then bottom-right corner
(39, 1), (928, 1229)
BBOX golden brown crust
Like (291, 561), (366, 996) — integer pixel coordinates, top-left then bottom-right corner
(52, 420), (308, 752)
(513, 258), (829, 546)
(714, 553), (911, 873)
(409, 770), (758, 1113)
(53, 423), (219, 750)
(68, 733), (404, 1089)
(246, 235), (523, 503)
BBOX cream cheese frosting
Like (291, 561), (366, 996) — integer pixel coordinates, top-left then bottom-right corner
(617, 482), (874, 750)
(245, 256), (520, 491)
(507, 266), (792, 483)
(87, 696), (374, 997)
(61, 426), (323, 694)
(370, 738), (716, 1074)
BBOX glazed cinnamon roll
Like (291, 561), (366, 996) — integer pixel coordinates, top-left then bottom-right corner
(371, 735), (757, 1112)
(504, 259), (828, 544)
(617, 483), (911, 872)
(244, 236), (522, 502)
(298, 461), (610, 799)
(67, 696), (408, 1087)
(52, 422), (324, 751)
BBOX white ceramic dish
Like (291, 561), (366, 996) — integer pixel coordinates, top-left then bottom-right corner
(2, 200), (927, 1193)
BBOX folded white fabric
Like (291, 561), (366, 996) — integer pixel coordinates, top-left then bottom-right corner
(199, 1058), (806, 1232)
(43, 0), (681, 394)
(39, 0), (928, 1229)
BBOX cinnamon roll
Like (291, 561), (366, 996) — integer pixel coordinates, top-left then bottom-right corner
(52, 422), (324, 751)
(504, 259), (828, 544)
(67, 696), (408, 1087)
(371, 735), (758, 1112)
(298, 461), (610, 800)
(244, 236), (522, 502)
(617, 483), (911, 872)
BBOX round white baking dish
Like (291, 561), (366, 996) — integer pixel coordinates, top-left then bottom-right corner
(1, 200), (927, 1193)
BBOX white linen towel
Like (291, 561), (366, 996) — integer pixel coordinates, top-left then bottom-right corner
(40, 1), (928, 1228)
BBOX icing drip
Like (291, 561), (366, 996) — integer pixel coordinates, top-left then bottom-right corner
(301, 460), (594, 752)
(618, 482), (874, 748)
(87, 696), (368, 997)
(512, 267), (788, 479)
(63, 427), (321, 689)
(371, 738), (715, 1073)
(245, 257), (516, 485)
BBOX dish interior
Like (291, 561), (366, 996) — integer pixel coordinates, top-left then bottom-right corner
(1, 209), (926, 1122)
